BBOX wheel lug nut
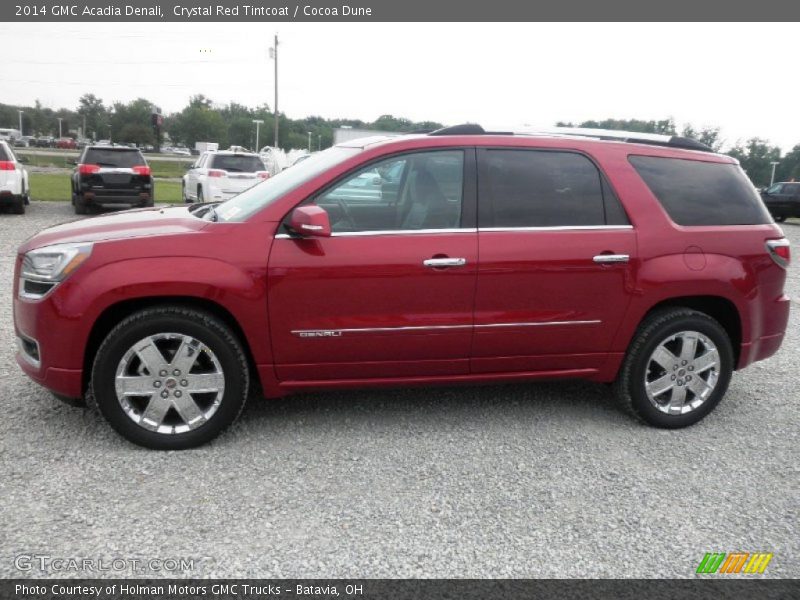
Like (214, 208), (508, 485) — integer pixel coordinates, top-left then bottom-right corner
(174, 390), (182, 398)
(671, 375), (676, 380)
(180, 379), (188, 387)
(682, 360), (688, 366)
(153, 381), (161, 388)
(686, 375), (692, 381)
(160, 390), (169, 398)
(673, 365), (678, 370)
(677, 380), (683, 386)
(688, 366), (694, 371)
(173, 369), (181, 376)
(159, 370), (168, 377)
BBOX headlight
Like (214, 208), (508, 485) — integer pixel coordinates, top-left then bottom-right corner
(19, 242), (93, 299)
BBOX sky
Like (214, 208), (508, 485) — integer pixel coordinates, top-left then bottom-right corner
(6, 22), (799, 151)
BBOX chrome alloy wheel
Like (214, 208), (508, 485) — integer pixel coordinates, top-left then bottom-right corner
(644, 330), (720, 415)
(114, 333), (225, 434)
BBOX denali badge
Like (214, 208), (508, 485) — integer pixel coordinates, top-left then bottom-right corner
(295, 330), (343, 338)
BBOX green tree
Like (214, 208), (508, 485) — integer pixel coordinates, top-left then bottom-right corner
(77, 93), (107, 140)
(727, 138), (782, 187)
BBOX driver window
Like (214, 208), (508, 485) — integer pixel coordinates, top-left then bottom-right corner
(766, 184), (783, 194)
(316, 150), (464, 233)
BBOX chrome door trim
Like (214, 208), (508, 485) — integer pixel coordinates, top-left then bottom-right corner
(291, 319), (601, 337)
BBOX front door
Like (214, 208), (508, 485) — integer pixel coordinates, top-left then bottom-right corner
(472, 148), (637, 374)
(268, 149), (478, 381)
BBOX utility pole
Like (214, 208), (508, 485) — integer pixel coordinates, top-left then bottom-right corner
(770, 161), (780, 186)
(18, 110), (23, 136)
(270, 34), (279, 149)
(307, 131), (312, 153)
(57, 117), (63, 139)
(252, 119), (264, 151)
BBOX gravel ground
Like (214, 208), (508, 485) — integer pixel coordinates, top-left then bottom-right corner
(1, 201), (798, 579)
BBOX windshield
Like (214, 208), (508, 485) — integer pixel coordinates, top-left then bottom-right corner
(215, 146), (361, 222)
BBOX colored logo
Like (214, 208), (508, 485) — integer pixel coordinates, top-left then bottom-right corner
(696, 552), (773, 574)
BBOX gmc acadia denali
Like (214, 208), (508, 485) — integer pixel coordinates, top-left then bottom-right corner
(13, 125), (791, 449)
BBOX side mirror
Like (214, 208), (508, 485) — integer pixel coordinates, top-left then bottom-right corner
(289, 205), (332, 237)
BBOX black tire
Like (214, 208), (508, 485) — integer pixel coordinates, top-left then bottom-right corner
(182, 183), (191, 203)
(90, 306), (250, 449)
(11, 195), (25, 214)
(197, 186), (204, 203)
(614, 308), (734, 429)
(74, 192), (88, 215)
(774, 215), (787, 223)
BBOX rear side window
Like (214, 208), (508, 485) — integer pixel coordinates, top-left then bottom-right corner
(0, 145), (8, 161)
(483, 150), (625, 227)
(785, 183), (800, 196)
(83, 148), (146, 168)
(209, 155), (265, 172)
(629, 155), (771, 226)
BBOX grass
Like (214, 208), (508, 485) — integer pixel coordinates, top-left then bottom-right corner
(28, 173), (183, 203)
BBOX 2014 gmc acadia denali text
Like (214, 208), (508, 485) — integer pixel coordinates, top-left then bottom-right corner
(13, 126), (791, 449)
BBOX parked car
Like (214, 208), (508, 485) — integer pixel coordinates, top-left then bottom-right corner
(70, 145), (153, 214)
(13, 125), (790, 449)
(56, 137), (77, 150)
(34, 136), (55, 148)
(182, 150), (269, 203)
(761, 181), (800, 222)
(14, 136), (35, 148)
(0, 140), (29, 214)
(171, 146), (191, 156)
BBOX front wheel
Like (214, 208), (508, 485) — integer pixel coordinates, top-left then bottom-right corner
(90, 307), (250, 449)
(614, 308), (734, 428)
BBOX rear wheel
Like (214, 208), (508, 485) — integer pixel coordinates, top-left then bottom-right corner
(74, 192), (88, 215)
(614, 308), (734, 428)
(774, 214), (787, 223)
(90, 306), (249, 449)
(11, 195), (25, 214)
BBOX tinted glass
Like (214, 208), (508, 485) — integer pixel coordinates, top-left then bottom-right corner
(216, 146), (361, 222)
(317, 150), (464, 232)
(210, 154), (265, 172)
(629, 156), (771, 226)
(83, 148), (146, 168)
(0, 144), (8, 161)
(784, 183), (800, 195)
(484, 150), (606, 227)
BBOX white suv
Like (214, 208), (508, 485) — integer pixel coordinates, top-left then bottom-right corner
(182, 150), (269, 203)
(0, 140), (30, 214)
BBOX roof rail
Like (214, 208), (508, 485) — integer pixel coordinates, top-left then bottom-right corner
(427, 123), (713, 152)
(516, 126), (714, 152)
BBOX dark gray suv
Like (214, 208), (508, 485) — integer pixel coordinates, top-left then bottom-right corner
(761, 181), (800, 222)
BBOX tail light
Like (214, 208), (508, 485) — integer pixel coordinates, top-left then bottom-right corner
(132, 165), (151, 176)
(766, 239), (791, 268)
(208, 169), (226, 178)
(257, 171), (270, 180)
(0, 161), (16, 171)
(78, 164), (101, 175)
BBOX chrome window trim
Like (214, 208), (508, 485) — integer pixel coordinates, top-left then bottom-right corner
(275, 225), (633, 239)
(276, 228), (476, 239)
(479, 225), (633, 232)
(291, 320), (601, 337)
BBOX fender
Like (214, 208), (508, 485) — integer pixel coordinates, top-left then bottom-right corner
(611, 252), (752, 354)
(48, 255), (271, 371)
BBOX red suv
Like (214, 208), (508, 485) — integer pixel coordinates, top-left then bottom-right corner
(13, 125), (791, 449)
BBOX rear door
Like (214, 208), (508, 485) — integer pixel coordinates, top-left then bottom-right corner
(268, 149), (478, 381)
(472, 148), (636, 374)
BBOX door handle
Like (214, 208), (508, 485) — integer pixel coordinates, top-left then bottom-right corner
(593, 254), (630, 264)
(423, 257), (467, 268)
